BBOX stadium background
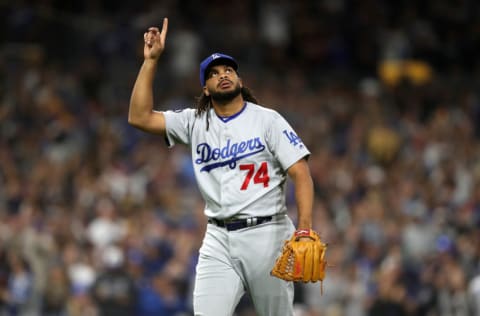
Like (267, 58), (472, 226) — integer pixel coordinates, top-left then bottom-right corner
(1, 0), (480, 315)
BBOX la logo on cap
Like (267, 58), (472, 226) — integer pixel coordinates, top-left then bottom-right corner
(211, 53), (221, 59)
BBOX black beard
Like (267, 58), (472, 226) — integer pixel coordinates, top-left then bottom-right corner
(210, 85), (242, 104)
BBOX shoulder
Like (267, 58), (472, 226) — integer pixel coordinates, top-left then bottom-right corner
(245, 102), (286, 125)
(246, 102), (282, 118)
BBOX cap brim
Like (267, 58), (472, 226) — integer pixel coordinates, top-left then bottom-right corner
(206, 57), (238, 70)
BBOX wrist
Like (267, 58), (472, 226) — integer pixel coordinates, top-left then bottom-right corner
(294, 228), (311, 238)
(296, 219), (311, 231)
(143, 58), (159, 67)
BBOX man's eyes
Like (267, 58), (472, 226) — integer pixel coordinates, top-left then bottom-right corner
(209, 68), (233, 78)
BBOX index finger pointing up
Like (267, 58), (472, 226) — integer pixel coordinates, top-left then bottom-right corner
(160, 18), (168, 37)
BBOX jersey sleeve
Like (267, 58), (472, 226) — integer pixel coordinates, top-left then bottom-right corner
(266, 111), (311, 170)
(163, 108), (196, 147)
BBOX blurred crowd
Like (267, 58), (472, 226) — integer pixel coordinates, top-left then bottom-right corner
(1, 0), (480, 315)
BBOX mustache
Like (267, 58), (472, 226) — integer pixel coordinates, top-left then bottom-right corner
(217, 79), (233, 87)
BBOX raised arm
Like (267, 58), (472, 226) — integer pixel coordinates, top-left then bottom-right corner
(128, 18), (168, 134)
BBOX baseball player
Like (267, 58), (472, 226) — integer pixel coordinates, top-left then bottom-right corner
(129, 18), (315, 316)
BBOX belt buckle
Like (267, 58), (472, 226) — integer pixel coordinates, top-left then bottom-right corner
(246, 217), (258, 227)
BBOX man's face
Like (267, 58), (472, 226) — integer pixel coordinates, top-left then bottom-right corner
(203, 64), (242, 102)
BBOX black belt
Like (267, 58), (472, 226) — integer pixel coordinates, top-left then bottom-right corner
(208, 215), (274, 231)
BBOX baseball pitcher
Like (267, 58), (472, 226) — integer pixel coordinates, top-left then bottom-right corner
(129, 18), (327, 316)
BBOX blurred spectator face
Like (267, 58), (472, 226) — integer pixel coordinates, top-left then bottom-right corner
(101, 245), (124, 269)
(86, 198), (126, 249)
(96, 197), (115, 219)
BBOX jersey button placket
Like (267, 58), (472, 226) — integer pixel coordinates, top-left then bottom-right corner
(224, 127), (231, 171)
(219, 126), (230, 210)
(221, 127), (232, 211)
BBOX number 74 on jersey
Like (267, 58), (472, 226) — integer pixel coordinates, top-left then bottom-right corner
(239, 162), (269, 190)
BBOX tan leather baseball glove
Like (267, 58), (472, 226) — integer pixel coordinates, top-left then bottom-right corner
(270, 229), (328, 283)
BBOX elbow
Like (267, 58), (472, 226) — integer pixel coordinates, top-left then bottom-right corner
(127, 108), (164, 134)
(127, 115), (137, 127)
(127, 106), (142, 127)
(128, 114), (143, 129)
(127, 115), (135, 126)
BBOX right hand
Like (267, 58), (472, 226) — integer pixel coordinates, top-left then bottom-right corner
(143, 17), (168, 60)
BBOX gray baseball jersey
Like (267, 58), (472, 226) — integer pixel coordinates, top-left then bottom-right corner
(163, 101), (310, 219)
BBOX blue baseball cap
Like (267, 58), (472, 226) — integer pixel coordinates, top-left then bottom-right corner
(199, 53), (238, 87)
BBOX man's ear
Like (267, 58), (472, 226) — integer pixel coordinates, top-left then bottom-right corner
(203, 86), (210, 96)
